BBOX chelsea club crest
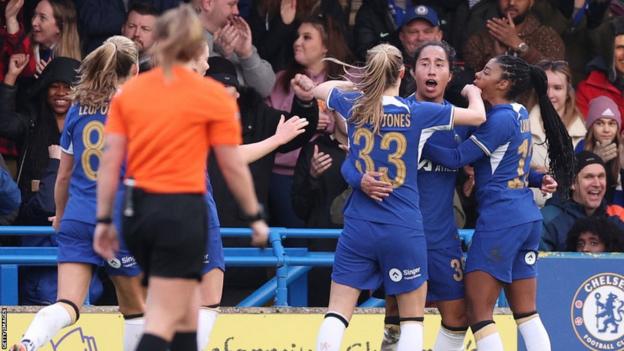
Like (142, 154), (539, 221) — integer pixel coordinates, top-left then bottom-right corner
(571, 273), (624, 350)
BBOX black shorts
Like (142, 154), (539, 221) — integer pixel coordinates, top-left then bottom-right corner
(122, 188), (207, 285)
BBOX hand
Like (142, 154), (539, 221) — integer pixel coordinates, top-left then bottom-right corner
(5, 53), (29, 85)
(48, 144), (61, 159)
(35, 57), (51, 79)
(5, 0), (23, 22)
(280, 0), (296, 25)
(250, 219), (269, 247)
(50, 216), (60, 232)
(540, 174), (558, 194)
(492, 39), (507, 56)
(214, 23), (240, 59)
(461, 84), (482, 98)
(360, 171), (393, 201)
(486, 13), (523, 50)
(310, 144), (332, 178)
(93, 223), (119, 260)
(274, 115), (309, 145)
(231, 16), (253, 59)
(594, 141), (618, 162)
(620, 144), (624, 170)
(291, 75), (315, 101)
(317, 112), (330, 131)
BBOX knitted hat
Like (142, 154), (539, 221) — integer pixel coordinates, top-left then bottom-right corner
(575, 151), (606, 176)
(585, 96), (621, 130)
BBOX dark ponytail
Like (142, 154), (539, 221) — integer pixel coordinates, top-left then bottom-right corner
(528, 65), (575, 199)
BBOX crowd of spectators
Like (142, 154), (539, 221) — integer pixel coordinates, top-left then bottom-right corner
(1, 0), (624, 306)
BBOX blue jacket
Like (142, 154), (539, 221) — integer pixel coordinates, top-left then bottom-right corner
(0, 166), (20, 216)
(540, 197), (624, 251)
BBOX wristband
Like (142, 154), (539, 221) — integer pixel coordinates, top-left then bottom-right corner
(96, 217), (113, 224)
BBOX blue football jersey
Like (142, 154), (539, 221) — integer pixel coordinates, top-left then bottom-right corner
(469, 103), (541, 229)
(60, 104), (108, 224)
(417, 123), (470, 249)
(328, 88), (454, 230)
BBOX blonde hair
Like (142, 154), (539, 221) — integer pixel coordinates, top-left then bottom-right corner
(71, 36), (138, 109)
(151, 4), (206, 77)
(349, 44), (403, 134)
(47, 0), (82, 60)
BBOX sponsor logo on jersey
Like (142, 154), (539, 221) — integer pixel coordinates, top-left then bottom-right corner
(524, 251), (537, 265)
(571, 273), (624, 350)
(107, 258), (121, 269)
(389, 268), (403, 282)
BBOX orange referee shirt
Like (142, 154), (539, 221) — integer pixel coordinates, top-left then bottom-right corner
(105, 66), (241, 194)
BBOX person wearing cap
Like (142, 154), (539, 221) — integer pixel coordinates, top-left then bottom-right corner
(463, 0), (564, 72)
(575, 96), (624, 205)
(540, 151), (624, 251)
(392, 5), (442, 97)
(577, 16), (624, 120)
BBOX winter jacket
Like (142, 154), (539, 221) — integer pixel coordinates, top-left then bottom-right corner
(576, 58), (624, 122)
(540, 198), (624, 251)
(292, 133), (347, 228)
(0, 57), (79, 221)
(353, 0), (398, 62)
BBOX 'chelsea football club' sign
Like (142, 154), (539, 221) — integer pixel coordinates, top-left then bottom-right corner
(571, 273), (624, 350)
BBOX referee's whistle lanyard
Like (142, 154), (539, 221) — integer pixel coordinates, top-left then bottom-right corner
(123, 178), (136, 217)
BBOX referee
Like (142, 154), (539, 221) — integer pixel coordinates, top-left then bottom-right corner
(93, 5), (268, 351)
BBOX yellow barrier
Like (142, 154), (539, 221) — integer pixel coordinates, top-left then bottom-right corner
(3, 307), (516, 350)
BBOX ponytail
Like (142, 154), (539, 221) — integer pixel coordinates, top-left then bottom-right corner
(529, 65), (575, 199)
(71, 36), (138, 109)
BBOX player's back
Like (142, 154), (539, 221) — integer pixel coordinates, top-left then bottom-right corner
(327, 89), (454, 230)
(471, 103), (541, 229)
(60, 104), (108, 224)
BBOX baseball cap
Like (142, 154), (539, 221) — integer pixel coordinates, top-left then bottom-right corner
(401, 5), (440, 28)
(206, 56), (239, 90)
(575, 151), (606, 176)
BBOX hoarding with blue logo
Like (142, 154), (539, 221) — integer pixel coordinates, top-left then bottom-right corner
(532, 253), (624, 351)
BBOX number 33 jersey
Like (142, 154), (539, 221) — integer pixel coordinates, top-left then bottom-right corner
(60, 104), (107, 225)
(327, 88), (454, 230)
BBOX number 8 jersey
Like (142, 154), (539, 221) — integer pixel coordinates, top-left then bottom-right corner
(327, 88), (455, 230)
(59, 104), (107, 224)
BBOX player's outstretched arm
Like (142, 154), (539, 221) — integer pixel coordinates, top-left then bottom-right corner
(239, 115), (309, 163)
(94, 134), (126, 260)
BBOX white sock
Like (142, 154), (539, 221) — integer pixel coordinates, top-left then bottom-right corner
(517, 314), (551, 351)
(20, 303), (73, 350)
(316, 313), (347, 351)
(123, 315), (144, 351)
(473, 323), (505, 351)
(433, 326), (466, 351)
(197, 307), (219, 350)
(396, 322), (423, 351)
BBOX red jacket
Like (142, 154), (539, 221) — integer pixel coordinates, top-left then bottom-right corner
(576, 70), (624, 125)
(0, 24), (38, 82)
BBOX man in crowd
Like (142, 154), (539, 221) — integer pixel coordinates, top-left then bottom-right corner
(121, 2), (158, 71)
(463, 0), (564, 71)
(541, 151), (624, 251)
(191, 0), (276, 97)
